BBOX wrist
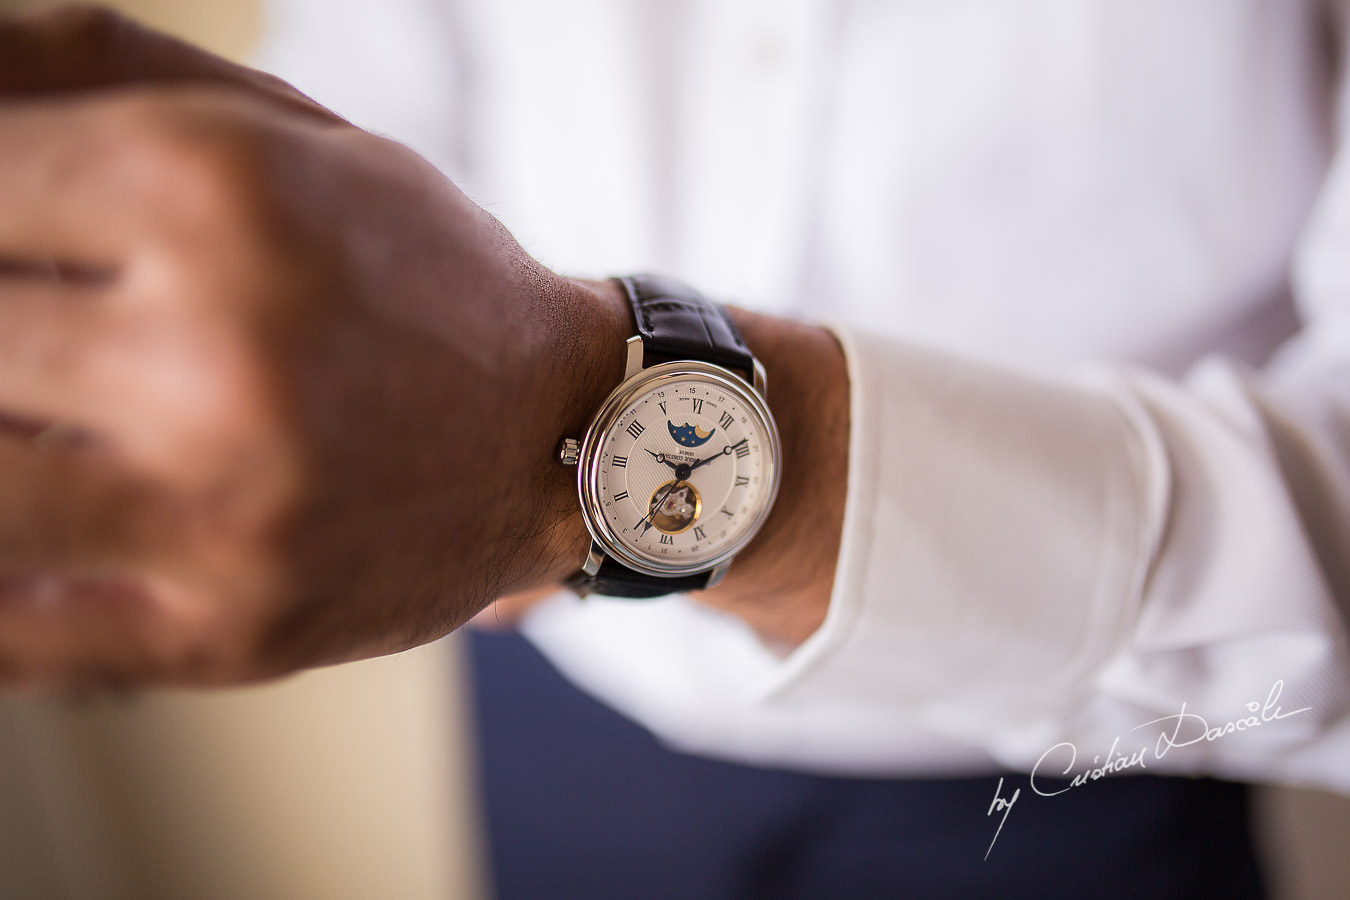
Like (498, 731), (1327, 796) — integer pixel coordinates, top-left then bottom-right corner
(506, 276), (630, 593)
(699, 309), (849, 644)
(495, 276), (848, 651)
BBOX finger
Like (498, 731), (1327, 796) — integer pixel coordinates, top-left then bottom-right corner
(0, 282), (275, 494)
(0, 572), (161, 689)
(0, 96), (153, 267)
(0, 443), (200, 690)
(0, 5), (339, 123)
(0, 271), (176, 442)
(0, 566), (261, 690)
(0, 431), (287, 688)
(0, 439), (172, 570)
(0, 275), (153, 436)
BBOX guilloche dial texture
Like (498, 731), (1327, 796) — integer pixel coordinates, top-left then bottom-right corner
(592, 375), (776, 570)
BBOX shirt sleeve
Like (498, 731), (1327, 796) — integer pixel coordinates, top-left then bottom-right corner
(764, 320), (1350, 790)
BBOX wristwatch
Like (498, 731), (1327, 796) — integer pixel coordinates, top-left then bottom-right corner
(559, 275), (782, 598)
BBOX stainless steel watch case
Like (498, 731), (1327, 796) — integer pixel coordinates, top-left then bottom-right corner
(567, 335), (780, 582)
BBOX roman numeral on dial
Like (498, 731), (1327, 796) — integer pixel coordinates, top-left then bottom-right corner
(659, 533), (674, 545)
(612, 491), (629, 503)
(626, 421), (645, 440)
(731, 438), (750, 459)
(719, 412), (735, 429)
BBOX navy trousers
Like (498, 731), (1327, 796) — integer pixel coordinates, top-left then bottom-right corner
(468, 631), (1265, 899)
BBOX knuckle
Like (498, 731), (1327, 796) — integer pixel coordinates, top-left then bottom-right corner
(129, 113), (264, 226)
(91, 94), (285, 246)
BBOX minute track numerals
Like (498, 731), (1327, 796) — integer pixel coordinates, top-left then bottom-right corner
(580, 365), (780, 575)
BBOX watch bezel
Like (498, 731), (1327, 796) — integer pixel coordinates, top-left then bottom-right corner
(576, 360), (781, 579)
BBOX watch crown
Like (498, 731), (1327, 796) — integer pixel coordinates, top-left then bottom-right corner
(557, 437), (581, 466)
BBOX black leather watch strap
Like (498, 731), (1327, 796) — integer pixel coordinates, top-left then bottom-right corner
(619, 274), (754, 377)
(564, 556), (714, 599)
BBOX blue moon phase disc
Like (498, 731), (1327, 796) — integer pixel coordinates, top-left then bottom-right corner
(668, 421), (715, 447)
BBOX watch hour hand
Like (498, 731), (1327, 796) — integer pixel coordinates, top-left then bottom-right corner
(644, 448), (679, 470)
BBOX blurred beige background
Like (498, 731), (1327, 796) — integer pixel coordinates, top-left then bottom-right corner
(0, 1), (1349, 899)
(0, 0), (262, 60)
(0, 641), (486, 900)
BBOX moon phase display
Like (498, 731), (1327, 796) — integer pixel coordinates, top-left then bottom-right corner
(668, 420), (715, 447)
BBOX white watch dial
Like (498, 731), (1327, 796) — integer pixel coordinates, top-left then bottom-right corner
(579, 364), (780, 577)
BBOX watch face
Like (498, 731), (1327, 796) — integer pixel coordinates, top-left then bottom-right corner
(578, 361), (781, 578)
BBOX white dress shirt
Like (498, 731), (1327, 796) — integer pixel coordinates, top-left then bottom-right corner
(258, 0), (1350, 792)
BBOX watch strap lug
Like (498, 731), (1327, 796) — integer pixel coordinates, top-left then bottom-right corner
(623, 335), (645, 379)
(752, 358), (767, 396)
(706, 559), (733, 589)
(581, 541), (605, 577)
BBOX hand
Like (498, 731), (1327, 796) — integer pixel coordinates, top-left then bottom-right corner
(0, 7), (630, 688)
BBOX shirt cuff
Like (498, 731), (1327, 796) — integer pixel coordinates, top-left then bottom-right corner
(754, 325), (1165, 744)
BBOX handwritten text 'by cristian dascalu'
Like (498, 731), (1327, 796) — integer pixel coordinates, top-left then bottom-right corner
(983, 679), (1311, 860)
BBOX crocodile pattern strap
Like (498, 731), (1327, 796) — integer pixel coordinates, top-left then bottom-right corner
(619, 274), (754, 377)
